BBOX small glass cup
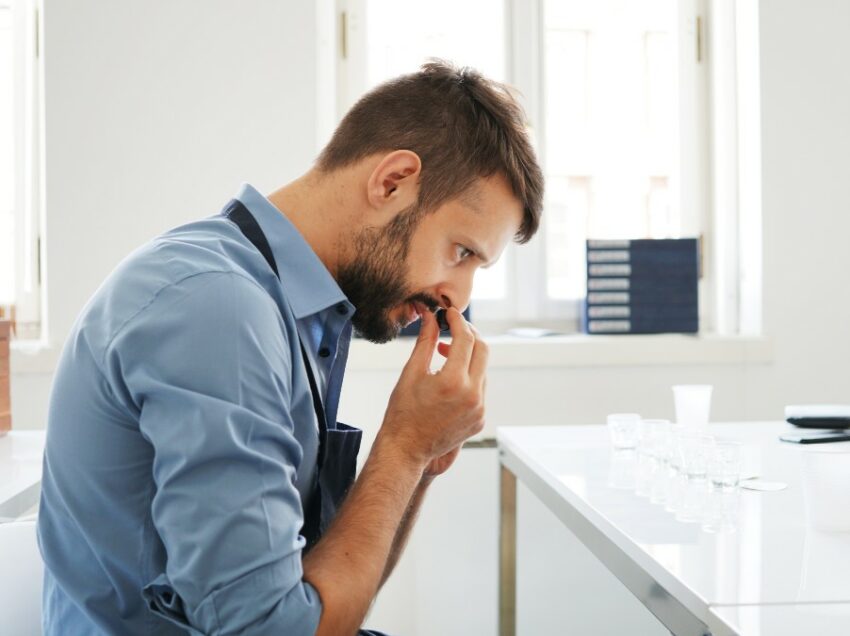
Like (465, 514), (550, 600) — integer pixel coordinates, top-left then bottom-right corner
(672, 384), (713, 427)
(707, 440), (743, 491)
(702, 489), (740, 533)
(645, 420), (671, 503)
(676, 476), (710, 523)
(677, 431), (715, 481)
(642, 419), (672, 454)
(606, 413), (641, 450)
(608, 449), (638, 490)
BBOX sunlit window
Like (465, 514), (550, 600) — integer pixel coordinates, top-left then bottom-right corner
(0, 3), (14, 307)
(0, 0), (42, 339)
(543, 0), (681, 300)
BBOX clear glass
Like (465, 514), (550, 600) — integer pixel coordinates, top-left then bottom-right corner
(701, 489), (740, 533)
(707, 440), (743, 491)
(643, 419), (672, 457)
(542, 0), (680, 300)
(665, 467), (688, 514)
(663, 424), (690, 512)
(672, 384), (713, 427)
(635, 449), (654, 498)
(606, 413), (641, 449)
(639, 419), (671, 504)
(677, 431), (714, 481)
(675, 476), (709, 523)
(607, 449), (638, 490)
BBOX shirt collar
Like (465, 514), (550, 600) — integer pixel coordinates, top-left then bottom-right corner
(234, 183), (353, 319)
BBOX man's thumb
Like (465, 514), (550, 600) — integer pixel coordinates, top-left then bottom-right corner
(406, 310), (438, 372)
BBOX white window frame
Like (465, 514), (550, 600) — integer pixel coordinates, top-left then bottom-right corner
(334, 0), (757, 336)
(3, 0), (43, 341)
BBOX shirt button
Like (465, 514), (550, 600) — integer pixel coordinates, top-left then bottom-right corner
(335, 303), (348, 316)
(318, 347), (331, 358)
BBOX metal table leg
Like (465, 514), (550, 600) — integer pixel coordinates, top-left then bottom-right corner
(499, 464), (517, 636)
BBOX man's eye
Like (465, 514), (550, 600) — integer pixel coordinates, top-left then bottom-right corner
(456, 245), (474, 261)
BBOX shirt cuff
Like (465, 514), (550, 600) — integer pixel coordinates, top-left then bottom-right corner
(143, 557), (322, 635)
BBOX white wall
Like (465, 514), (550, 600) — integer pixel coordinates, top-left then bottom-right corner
(40, 0), (331, 358)
(8, 0), (850, 634)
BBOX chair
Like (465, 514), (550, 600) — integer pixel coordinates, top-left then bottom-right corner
(0, 519), (43, 635)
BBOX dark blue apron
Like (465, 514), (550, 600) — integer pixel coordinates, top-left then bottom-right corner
(225, 200), (390, 636)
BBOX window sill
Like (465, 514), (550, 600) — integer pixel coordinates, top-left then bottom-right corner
(10, 334), (774, 376)
(347, 333), (773, 371)
(10, 340), (59, 376)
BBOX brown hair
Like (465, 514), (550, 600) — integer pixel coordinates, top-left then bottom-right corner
(317, 60), (544, 243)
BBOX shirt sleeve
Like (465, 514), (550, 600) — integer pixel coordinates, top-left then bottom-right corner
(106, 271), (322, 635)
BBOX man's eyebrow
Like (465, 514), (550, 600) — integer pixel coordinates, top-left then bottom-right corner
(461, 236), (495, 267)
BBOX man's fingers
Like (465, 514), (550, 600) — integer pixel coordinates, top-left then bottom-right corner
(441, 308), (475, 374)
(468, 327), (489, 388)
(404, 309), (439, 373)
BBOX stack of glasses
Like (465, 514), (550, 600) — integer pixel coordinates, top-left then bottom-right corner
(606, 414), (744, 533)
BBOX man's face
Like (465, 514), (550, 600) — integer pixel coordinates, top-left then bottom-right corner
(338, 173), (523, 343)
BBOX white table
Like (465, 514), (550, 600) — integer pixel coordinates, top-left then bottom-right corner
(497, 421), (850, 636)
(0, 431), (46, 521)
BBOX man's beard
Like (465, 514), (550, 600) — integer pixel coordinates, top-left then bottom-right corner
(337, 204), (439, 343)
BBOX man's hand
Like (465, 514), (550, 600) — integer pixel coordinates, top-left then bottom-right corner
(423, 445), (462, 478)
(379, 307), (488, 474)
(303, 308), (489, 635)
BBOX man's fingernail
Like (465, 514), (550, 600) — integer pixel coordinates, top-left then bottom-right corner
(434, 309), (450, 332)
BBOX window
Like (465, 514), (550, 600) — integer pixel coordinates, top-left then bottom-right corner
(0, 0), (41, 341)
(338, 0), (712, 331)
(538, 0), (706, 316)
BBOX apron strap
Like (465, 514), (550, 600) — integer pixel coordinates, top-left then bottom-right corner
(223, 198), (358, 550)
(223, 199), (280, 278)
(223, 198), (326, 429)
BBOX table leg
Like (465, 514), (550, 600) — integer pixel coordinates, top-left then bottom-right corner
(499, 464), (517, 636)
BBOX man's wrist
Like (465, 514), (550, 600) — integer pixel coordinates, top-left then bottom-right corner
(370, 430), (428, 481)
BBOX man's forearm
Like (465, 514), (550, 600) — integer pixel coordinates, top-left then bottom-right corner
(380, 476), (433, 588)
(302, 434), (424, 636)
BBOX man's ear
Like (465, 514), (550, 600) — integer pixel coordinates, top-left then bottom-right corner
(365, 150), (422, 215)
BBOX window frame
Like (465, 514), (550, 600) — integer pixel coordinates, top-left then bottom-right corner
(2, 0), (43, 341)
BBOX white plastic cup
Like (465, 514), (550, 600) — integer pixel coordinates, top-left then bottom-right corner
(801, 446), (850, 531)
(606, 413), (641, 450)
(672, 384), (713, 427)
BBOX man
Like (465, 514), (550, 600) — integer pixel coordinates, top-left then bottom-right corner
(37, 61), (543, 635)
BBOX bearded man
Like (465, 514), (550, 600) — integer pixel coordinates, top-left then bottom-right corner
(37, 60), (543, 636)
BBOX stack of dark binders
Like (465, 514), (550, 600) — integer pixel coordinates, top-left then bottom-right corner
(582, 238), (699, 335)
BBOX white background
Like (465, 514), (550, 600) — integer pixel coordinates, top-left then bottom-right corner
(8, 0), (850, 633)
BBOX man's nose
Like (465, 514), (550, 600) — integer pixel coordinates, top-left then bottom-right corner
(436, 269), (475, 313)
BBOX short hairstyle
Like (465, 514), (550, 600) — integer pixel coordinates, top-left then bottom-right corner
(317, 60), (544, 243)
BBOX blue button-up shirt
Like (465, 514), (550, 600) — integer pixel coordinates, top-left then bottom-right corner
(37, 184), (354, 635)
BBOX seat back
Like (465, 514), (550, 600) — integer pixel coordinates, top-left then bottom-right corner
(0, 519), (43, 635)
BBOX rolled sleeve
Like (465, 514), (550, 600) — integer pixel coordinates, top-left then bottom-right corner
(108, 271), (322, 635)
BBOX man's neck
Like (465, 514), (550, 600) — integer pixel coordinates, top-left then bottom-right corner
(266, 168), (353, 279)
